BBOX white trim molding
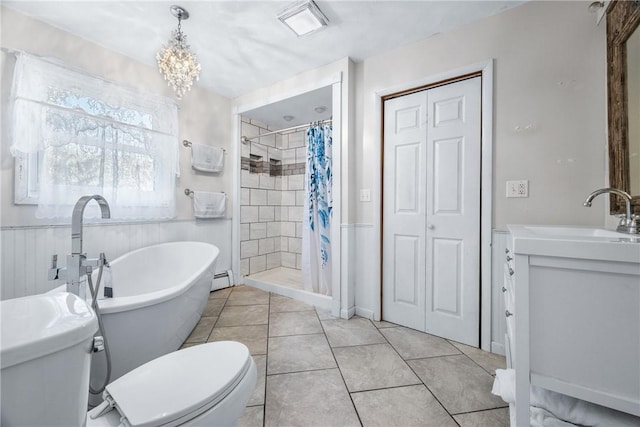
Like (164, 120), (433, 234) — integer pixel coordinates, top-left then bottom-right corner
(372, 59), (495, 352)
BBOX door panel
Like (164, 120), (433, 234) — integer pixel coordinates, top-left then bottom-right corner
(382, 93), (427, 331)
(383, 76), (481, 346)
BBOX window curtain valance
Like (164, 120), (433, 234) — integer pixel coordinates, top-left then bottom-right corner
(10, 52), (180, 220)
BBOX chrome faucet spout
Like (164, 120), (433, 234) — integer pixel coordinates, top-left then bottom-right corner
(583, 188), (637, 234)
(71, 195), (111, 255)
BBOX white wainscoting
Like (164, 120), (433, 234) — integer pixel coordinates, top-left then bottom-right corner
(352, 223), (508, 354)
(1, 219), (232, 300)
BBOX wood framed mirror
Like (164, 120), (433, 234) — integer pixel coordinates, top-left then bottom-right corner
(607, 0), (640, 214)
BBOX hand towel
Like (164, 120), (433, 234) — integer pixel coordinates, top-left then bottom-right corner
(193, 191), (225, 219)
(191, 142), (224, 173)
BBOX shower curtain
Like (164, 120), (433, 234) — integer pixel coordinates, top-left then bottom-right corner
(302, 123), (332, 296)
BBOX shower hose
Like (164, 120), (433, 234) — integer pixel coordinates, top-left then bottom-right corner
(86, 254), (112, 396)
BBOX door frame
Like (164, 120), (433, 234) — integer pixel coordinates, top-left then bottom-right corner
(373, 60), (494, 351)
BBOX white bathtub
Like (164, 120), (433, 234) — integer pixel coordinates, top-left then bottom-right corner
(52, 241), (219, 403)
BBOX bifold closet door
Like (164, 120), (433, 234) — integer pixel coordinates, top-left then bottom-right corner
(382, 76), (481, 346)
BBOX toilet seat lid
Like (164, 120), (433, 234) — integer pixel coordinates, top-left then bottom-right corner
(104, 341), (252, 427)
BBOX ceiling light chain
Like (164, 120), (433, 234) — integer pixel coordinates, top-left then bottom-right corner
(156, 5), (201, 99)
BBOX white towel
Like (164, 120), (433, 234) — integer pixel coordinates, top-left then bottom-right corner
(193, 191), (225, 219)
(191, 142), (224, 173)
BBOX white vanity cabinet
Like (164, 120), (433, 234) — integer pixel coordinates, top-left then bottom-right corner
(506, 226), (640, 426)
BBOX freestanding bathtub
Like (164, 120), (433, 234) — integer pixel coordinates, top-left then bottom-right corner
(51, 241), (219, 404)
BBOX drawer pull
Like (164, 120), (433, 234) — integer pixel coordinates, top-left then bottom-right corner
(509, 268), (514, 276)
(505, 310), (513, 317)
(506, 255), (513, 262)
(505, 248), (510, 254)
(502, 286), (507, 293)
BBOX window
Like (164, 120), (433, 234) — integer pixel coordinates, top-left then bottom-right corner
(11, 52), (179, 220)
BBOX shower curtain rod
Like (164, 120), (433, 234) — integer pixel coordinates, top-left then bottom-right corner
(241, 119), (332, 144)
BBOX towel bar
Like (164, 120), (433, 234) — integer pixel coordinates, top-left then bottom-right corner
(184, 188), (225, 197)
(183, 140), (226, 152)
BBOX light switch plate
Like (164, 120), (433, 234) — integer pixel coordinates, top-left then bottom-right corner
(359, 189), (371, 202)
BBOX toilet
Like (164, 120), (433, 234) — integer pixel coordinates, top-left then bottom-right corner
(0, 292), (256, 427)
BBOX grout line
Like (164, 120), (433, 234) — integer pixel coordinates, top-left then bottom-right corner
(318, 309), (364, 427)
(447, 339), (503, 377)
(367, 318), (459, 425)
(450, 405), (510, 416)
(266, 366), (340, 377)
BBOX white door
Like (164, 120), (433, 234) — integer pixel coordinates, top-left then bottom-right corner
(382, 77), (481, 346)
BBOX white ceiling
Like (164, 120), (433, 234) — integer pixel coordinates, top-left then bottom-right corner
(4, 1), (526, 102)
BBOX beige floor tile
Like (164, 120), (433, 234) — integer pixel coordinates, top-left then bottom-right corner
(226, 288), (270, 306)
(269, 311), (323, 336)
(351, 385), (457, 427)
(217, 305), (269, 327)
(270, 295), (314, 313)
(449, 341), (506, 375)
(381, 326), (461, 360)
(372, 320), (397, 329)
(267, 334), (336, 374)
(185, 316), (217, 343)
(202, 298), (225, 317)
(408, 355), (506, 414)
(247, 355), (266, 406)
(333, 343), (420, 392)
(315, 307), (338, 320)
(238, 405), (264, 427)
(454, 407), (510, 427)
(209, 287), (232, 299)
(265, 369), (360, 427)
(322, 317), (386, 348)
(208, 325), (268, 355)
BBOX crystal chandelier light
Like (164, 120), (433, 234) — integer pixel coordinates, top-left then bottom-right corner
(156, 5), (201, 99)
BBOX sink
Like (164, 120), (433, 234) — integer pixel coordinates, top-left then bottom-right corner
(522, 226), (626, 239)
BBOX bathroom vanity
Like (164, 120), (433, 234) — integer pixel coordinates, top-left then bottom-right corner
(505, 226), (640, 426)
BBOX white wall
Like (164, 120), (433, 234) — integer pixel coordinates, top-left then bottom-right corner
(0, 7), (233, 299)
(356, 0), (607, 228)
(352, 1), (608, 321)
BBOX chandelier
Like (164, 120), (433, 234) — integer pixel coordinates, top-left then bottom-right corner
(156, 5), (201, 99)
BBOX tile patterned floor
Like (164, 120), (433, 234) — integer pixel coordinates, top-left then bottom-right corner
(183, 285), (508, 427)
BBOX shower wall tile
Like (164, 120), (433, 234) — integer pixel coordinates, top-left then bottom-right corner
(282, 191), (296, 206)
(288, 207), (303, 221)
(241, 224), (250, 241)
(242, 170), (260, 188)
(280, 207), (289, 221)
(241, 206), (260, 223)
(268, 191), (281, 206)
(259, 206), (275, 222)
(242, 122), (260, 139)
(288, 132), (305, 148)
(260, 175), (275, 190)
(280, 237), (289, 252)
(250, 189), (268, 206)
(281, 222), (296, 237)
(282, 148), (296, 164)
(267, 147), (281, 161)
(259, 238), (275, 255)
(267, 222), (281, 238)
(241, 188), (251, 205)
(267, 253), (281, 270)
(241, 259), (250, 277)
(289, 175), (304, 190)
(251, 142), (268, 159)
(288, 238), (302, 254)
(274, 238), (281, 252)
(282, 252), (296, 268)
(250, 255), (267, 275)
(295, 147), (306, 163)
(296, 191), (306, 206)
(250, 223), (267, 240)
(260, 133), (276, 148)
(241, 240), (259, 259)
(275, 134), (284, 149)
(296, 223), (303, 238)
(241, 141), (250, 158)
(274, 207), (282, 221)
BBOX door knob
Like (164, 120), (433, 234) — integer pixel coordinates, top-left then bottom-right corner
(427, 224), (435, 230)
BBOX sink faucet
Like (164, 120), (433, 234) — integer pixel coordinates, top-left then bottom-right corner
(583, 188), (638, 234)
(49, 195), (111, 298)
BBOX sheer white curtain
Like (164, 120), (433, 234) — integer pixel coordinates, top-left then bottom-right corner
(10, 52), (179, 220)
(301, 124), (333, 296)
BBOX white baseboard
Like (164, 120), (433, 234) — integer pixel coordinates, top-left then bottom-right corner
(355, 307), (375, 320)
(341, 306), (356, 319)
(491, 341), (506, 356)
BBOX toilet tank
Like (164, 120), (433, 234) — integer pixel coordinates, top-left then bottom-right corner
(1, 292), (98, 426)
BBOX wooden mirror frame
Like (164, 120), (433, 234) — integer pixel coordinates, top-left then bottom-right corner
(607, 0), (640, 214)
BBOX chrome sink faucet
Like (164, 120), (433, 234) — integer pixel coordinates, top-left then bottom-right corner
(49, 195), (111, 298)
(583, 188), (639, 234)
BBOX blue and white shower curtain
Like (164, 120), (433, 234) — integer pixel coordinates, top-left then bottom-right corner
(302, 123), (332, 296)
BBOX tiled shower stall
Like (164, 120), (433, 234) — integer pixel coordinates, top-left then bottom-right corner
(239, 117), (307, 277)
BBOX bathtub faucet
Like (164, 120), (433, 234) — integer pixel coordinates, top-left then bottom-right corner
(48, 195), (111, 299)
